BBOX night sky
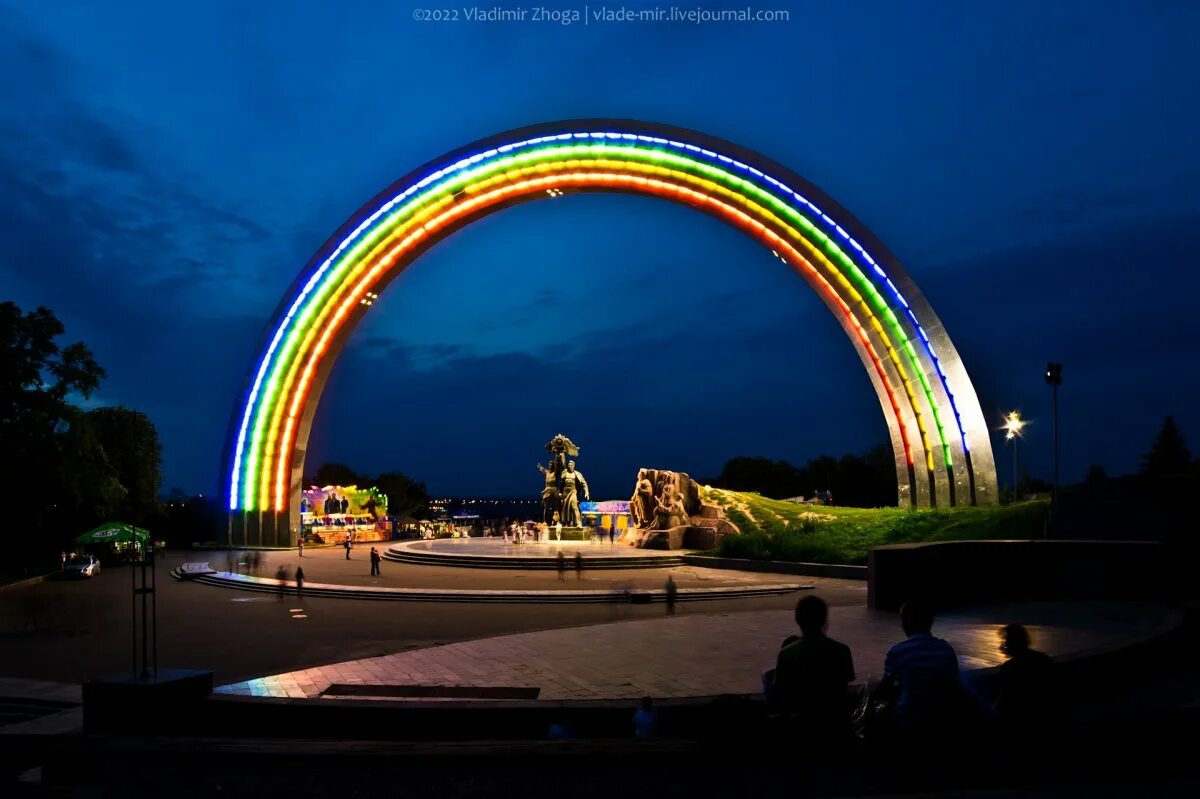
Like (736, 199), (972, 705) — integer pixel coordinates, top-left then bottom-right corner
(2, 1), (1198, 500)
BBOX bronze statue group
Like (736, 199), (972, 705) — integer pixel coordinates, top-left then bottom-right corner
(536, 433), (590, 528)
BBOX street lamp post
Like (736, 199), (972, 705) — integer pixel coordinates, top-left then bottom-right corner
(1045, 363), (1063, 521)
(1001, 411), (1026, 501)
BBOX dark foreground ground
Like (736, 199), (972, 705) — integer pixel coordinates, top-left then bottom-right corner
(5, 605), (1197, 798)
(3, 550), (1196, 798)
(9, 722), (1200, 799)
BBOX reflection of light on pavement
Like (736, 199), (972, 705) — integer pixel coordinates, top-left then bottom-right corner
(292, 614), (307, 619)
(289, 608), (303, 612)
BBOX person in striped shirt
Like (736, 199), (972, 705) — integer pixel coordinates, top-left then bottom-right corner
(882, 598), (962, 734)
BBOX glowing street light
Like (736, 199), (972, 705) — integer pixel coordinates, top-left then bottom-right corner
(1001, 411), (1026, 500)
(1002, 411), (1026, 440)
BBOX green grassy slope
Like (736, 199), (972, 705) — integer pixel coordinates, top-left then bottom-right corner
(701, 487), (1050, 565)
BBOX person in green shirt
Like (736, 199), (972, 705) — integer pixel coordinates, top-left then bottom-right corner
(772, 595), (856, 745)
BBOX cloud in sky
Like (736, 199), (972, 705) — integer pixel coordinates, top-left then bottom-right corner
(1, 1), (1198, 497)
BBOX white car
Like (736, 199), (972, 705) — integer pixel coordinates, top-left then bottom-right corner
(64, 554), (101, 578)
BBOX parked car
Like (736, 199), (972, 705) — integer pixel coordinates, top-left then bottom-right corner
(64, 554), (101, 578)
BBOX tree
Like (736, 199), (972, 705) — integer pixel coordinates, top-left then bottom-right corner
(706, 444), (897, 507)
(308, 462), (365, 488)
(374, 471), (430, 519)
(707, 456), (805, 498)
(1, 302), (104, 478)
(0, 302), (168, 572)
(55, 412), (127, 525)
(1140, 416), (1191, 475)
(1083, 463), (1108, 486)
(0, 302), (110, 568)
(89, 407), (162, 525)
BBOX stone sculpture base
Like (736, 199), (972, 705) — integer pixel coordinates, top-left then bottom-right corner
(631, 525), (688, 550)
(628, 524), (737, 551)
(541, 526), (591, 542)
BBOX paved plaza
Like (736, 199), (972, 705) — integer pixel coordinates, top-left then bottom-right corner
(0, 550), (847, 688)
(217, 600), (1179, 701)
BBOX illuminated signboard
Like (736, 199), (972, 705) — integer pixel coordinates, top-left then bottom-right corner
(580, 500), (630, 514)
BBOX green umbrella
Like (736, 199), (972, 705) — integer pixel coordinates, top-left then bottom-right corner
(75, 521), (151, 545)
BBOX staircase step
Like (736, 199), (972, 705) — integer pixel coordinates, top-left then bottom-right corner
(170, 567), (806, 604)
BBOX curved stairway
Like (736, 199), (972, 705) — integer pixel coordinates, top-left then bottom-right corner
(383, 544), (685, 570)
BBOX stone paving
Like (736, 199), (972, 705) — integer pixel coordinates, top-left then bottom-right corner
(216, 600), (1178, 701)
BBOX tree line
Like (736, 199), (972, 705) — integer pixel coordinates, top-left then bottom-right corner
(705, 416), (1193, 507)
(2, 302), (163, 575)
(1, 301), (435, 576)
(702, 444), (899, 507)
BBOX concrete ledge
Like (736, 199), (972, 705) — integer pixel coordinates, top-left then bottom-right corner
(82, 669), (214, 734)
(190, 691), (772, 741)
(680, 555), (866, 580)
(868, 539), (1173, 611)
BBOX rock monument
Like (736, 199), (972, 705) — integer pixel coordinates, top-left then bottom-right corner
(628, 468), (738, 550)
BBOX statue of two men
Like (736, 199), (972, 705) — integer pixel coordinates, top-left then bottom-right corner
(536, 434), (587, 526)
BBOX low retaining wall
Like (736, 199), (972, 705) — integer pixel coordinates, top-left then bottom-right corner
(680, 555), (866, 580)
(868, 539), (1173, 611)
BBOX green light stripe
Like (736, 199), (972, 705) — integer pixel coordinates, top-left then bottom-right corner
(241, 142), (953, 508)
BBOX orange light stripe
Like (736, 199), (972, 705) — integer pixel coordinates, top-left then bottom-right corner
(268, 172), (917, 508)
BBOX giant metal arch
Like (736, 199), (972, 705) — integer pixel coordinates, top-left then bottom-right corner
(223, 120), (998, 546)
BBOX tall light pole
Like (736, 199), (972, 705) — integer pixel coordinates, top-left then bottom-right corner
(1045, 362), (1063, 519)
(1002, 411), (1026, 501)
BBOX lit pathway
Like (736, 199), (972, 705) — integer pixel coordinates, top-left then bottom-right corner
(216, 600), (1177, 701)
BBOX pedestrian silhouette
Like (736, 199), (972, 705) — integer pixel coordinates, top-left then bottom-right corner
(634, 696), (657, 739)
(665, 575), (678, 615)
(295, 565), (305, 597)
(880, 598), (963, 742)
(574, 552), (583, 581)
(557, 551), (566, 582)
(769, 595), (855, 751)
(995, 623), (1055, 733)
(275, 565), (287, 600)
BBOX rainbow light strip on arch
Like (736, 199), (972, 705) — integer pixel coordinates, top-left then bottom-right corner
(227, 124), (992, 519)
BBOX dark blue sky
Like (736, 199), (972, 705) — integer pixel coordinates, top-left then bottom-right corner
(2, 1), (1198, 499)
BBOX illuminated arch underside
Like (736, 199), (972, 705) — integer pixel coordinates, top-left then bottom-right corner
(223, 121), (997, 545)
